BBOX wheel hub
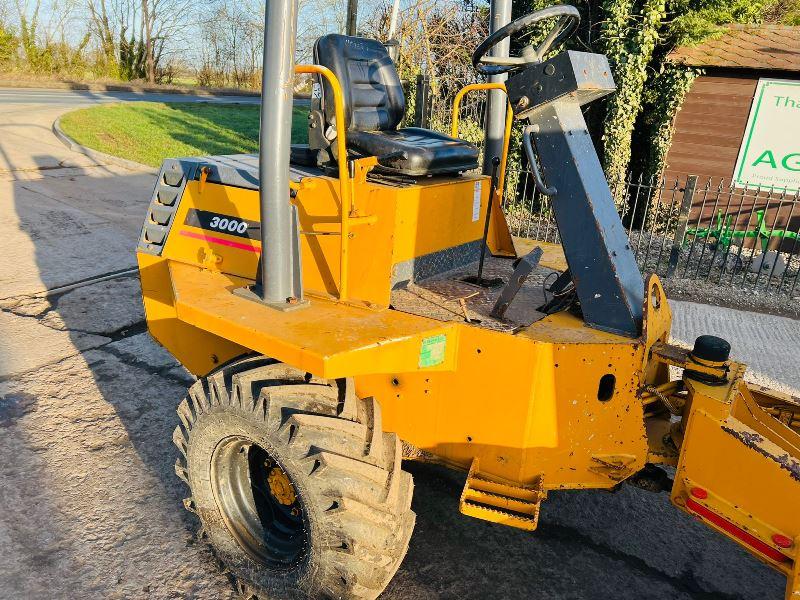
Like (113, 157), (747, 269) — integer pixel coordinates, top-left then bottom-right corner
(210, 437), (308, 569)
(268, 465), (297, 506)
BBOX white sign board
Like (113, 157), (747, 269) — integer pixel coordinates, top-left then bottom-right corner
(733, 78), (800, 191)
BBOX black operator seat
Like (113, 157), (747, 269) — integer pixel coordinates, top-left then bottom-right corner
(311, 34), (479, 177)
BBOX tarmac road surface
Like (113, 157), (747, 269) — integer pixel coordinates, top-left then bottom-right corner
(0, 85), (795, 599)
(0, 87), (261, 106)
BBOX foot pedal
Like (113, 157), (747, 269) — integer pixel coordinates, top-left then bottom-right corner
(490, 247), (543, 319)
(459, 458), (545, 531)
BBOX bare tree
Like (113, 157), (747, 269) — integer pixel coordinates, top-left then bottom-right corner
(297, 0), (347, 61)
(123, 0), (190, 82)
(13, 0), (85, 73)
(86, 0), (117, 74)
(196, 0), (264, 89)
(140, 0), (153, 81)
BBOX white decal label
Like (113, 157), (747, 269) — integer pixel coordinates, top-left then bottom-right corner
(472, 181), (482, 222)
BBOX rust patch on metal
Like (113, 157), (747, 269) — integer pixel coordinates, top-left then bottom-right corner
(723, 425), (800, 483)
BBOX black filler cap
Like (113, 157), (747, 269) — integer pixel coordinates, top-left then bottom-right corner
(691, 335), (731, 363)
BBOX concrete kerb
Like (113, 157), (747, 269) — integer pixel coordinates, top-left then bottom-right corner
(52, 116), (158, 175)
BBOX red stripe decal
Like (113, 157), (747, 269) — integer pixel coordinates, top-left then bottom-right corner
(179, 229), (260, 253)
(686, 498), (790, 563)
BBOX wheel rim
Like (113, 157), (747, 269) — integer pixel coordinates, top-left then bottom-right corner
(210, 437), (309, 570)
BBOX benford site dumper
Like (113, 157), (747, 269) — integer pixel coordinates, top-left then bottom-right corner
(135, 3), (800, 598)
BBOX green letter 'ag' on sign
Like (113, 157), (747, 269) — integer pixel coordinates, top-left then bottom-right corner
(733, 78), (800, 191)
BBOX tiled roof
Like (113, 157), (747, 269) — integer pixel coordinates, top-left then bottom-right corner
(669, 24), (800, 72)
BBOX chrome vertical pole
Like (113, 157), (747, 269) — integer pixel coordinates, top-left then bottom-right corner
(482, 0), (512, 174)
(259, 0), (299, 304)
(386, 0), (401, 60)
(388, 0), (400, 38)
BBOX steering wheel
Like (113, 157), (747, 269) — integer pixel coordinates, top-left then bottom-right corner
(472, 5), (581, 76)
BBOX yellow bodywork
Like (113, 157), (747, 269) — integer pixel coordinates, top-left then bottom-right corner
(672, 372), (800, 595)
(139, 171), (663, 491)
(137, 78), (800, 599)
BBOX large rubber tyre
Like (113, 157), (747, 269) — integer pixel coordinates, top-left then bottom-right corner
(173, 356), (415, 600)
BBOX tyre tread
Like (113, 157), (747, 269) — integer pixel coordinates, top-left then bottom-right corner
(173, 357), (415, 600)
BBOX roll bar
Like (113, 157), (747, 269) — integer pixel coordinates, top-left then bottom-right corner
(451, 83), (513, 203)
(292, 64), (356, 302)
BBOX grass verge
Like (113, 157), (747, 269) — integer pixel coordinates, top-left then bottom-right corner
(59, 102), (308, 167)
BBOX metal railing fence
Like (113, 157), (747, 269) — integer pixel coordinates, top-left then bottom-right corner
(503, 171), (800, 299)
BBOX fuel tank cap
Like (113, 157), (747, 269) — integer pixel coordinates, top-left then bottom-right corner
(690, 335), (731, 363)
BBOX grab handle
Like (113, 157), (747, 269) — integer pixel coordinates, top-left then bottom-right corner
(523, 124), (556, 197)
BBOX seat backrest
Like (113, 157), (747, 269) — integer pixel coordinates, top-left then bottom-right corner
(313, 34), (406, 132)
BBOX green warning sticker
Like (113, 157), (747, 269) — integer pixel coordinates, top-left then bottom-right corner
(419, 334), (447, 368)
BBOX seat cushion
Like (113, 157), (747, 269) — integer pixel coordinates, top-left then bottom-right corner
(348, 127), (480, 177)
(313, 34), (478, 177)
